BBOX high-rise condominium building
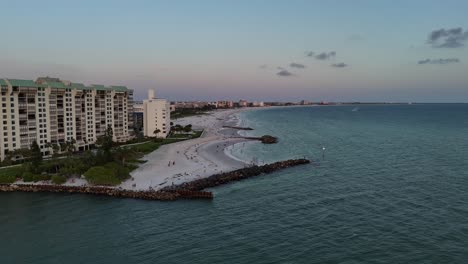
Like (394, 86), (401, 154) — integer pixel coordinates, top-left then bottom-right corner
(143, 89), (170, 138)
(0, 77), (134, 161)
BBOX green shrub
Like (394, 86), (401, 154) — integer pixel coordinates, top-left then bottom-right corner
(33, 174), (51, 182)
(0, 175), (15, 184)
(0, 166), (24, 183)
(51, 175), (67, 185)
(84, 166), (121, 186)
(104, 162), (131, 181)
(22, 172), (35, 182)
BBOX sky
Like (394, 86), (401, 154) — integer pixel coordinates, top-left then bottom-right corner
(1, 0), (468, 102)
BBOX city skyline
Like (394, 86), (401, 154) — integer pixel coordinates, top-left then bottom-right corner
(1, 0), (468, 102)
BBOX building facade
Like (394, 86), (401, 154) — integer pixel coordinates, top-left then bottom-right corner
(0, 77), (134, 161)
(143, 89), (170, 138)
(132, 102), (144, 136)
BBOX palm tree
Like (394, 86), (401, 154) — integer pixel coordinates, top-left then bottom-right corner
(113, 147), (135, 167)
(62, 138), (76, 156)
(153, 129), (161, 138)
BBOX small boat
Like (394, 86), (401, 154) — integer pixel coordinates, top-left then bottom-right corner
(352, 107), (359, 112)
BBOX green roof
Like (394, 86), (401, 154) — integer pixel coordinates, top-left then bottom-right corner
(91, 84), (107, 91)
(71, 83), (90, 90)
(110, 85), (128, 92)
(44, 81), (69, 89)
(7, 79), (45, 88)
(0, 78), (129, 91)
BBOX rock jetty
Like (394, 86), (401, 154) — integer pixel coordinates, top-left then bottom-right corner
(163, 158), (310, 192)
(0, 159), (310, 201)
(222, 126), (254, 130)
(242, 135), (278, 144)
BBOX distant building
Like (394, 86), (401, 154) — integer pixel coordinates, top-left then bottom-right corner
(217, 100), (233, 108)
(143, 89), (170, 138)
(173, 101), (210, 109)
(300, 100), (311, 105)
(132, 102), (144, 135)
(251, 101), (264, 107)
(239, 100), (248, 107)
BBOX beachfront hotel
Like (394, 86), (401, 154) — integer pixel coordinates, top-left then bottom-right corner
(142, 89), (170, 138)
(0, 77), (134, 161)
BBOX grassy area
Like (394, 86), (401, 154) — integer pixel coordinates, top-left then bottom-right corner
(127, 138), (186, 154)
(0, 130), (203, 185)
(167, 130), (203, 139)
(0, 166), (23, 183)
(171, 109), (210, 119)
(84, 164), (121, 186)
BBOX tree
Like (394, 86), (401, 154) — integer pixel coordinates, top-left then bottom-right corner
(112, 147), (135, 167)
(45, 142), (62, 173)
(96, 125), (114, 154)
(174, 124), (183, 133)
(183, 124), (192, 133)
(46, 141), (61, 156)
(30, 141), (42, 172)
(62, 138), (76, 156)
(153, 129), (161, 138)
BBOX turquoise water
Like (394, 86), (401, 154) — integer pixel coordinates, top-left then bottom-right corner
(1, 104), (468, 263)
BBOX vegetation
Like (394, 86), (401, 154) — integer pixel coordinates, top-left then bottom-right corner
(84, 166), (120, 185)
(171, 105), (215, 119)
(0, 125), (202, 186)
(51, 175), (67, 185)
(0, 166), (22, 183)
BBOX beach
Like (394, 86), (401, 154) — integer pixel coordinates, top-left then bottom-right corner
(120, 108), (257, 191)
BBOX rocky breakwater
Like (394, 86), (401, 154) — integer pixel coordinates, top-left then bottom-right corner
(0, 184), (212, 201)
(222, 126), (254, 130)
(0, 160), (309, 201)
(163, 158), (310, 192)
(243, 135), (278, 144)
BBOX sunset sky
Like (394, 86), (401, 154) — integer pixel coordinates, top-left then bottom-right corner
(1, 0), (468, 102)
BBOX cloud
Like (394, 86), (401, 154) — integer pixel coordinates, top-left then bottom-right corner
(289, 63), (306, 69)
(305, 51), (337, 60)
(277, 70), (294, 77)
(417, 58), (460, 65)
(259, 64), (268, 69)
(314, 51), (336, 60)
(427, 27), (468, 48)
(331, 63), (348, 68)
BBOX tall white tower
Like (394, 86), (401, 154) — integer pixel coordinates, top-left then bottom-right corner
(143, 89), (170, 138)
(148, 89), (155, 100)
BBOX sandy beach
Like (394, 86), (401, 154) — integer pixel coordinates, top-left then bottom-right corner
(120, 108), (257, 191)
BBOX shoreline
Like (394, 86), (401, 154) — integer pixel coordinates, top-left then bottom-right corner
(0, 159), (310, 201)
(121, 107), (262, 191)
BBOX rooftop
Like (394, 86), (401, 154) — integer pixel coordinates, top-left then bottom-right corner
(0, 78), (129, 91)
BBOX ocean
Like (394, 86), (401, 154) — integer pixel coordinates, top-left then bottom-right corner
(1, 104), (468, 263)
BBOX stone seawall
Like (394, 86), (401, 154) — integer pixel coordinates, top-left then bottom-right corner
(163, 158), (310, 192)
(0, 184), (181, 201)
(0, 159), (310, 201)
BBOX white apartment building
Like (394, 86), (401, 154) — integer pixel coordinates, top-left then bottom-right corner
(143, 89), (170, 138)
(0, 77), (134, 161)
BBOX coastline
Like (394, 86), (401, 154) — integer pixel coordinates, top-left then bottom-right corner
(121, 107), (262, 191)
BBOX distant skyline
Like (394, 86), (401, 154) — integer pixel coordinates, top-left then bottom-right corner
(1, 0), (468, 102)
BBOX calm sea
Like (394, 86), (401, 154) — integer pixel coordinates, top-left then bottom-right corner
(1, 104), (467, 263)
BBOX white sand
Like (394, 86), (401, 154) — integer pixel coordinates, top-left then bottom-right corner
(120, 108), (256, 191)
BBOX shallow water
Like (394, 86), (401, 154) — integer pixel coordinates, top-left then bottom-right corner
(1, 104), (468, 263)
